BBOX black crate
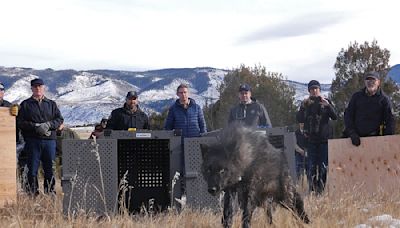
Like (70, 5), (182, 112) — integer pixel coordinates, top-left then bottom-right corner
(117, 139), (170, 212)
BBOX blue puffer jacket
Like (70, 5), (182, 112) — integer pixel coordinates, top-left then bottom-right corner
(164, 98), (207, 137)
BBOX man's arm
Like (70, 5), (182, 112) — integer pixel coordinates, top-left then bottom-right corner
(258, 103), (272, 128)
(344, 94), (357, 135)
(198, 106), (207, 133)
(164, 107), (174, 130)
(48, 102), (64, 130)
(106, 110), (116, 130)
(17, 101), (35, 131)
(296, 100), (306, 124)
(325, 99), (338, 120)
(383, 96), (395, 135)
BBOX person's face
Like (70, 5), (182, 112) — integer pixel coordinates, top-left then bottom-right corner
(365, 77), (380, 94)
(126, 96), (138, 109)
(177, 88), (189, 103)
(299, 123), (304, 131)
(239, 90), (251, 103)
(31, 84), (45, 97)
(308, 87), (321, 97)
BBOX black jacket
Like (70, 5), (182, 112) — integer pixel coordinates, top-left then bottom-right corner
(17, 96), (64, 140)
(296, 97), (337, 143)
(0, 99), (11, 107)
(344, 88), (394, 137)
(228, 98), (272, 128)
(295, 129), (308, 150)
(106, 104), (150, 130)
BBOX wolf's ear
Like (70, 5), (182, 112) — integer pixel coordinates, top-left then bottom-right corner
(200, 144), (209, 158)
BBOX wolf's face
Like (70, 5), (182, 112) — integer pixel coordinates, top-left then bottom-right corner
(200, 143), (242, 196)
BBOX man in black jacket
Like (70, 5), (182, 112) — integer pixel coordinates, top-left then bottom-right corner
(17, 78), (64, 196)
(106, 91), (150, 130)
(297, 80), (337, 194)
(228, 83), (272, 128)
(344, 71), (395, 146)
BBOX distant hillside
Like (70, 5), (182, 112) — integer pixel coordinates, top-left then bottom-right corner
(0, 66), (330, 126)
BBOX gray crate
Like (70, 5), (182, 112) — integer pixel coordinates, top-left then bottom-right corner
(62, 130), (182, 215)
(62, 139), (118, 216)
(265, 127), (296, 182)
(184, 137), (220, 210)
(183, 127), (296, 210)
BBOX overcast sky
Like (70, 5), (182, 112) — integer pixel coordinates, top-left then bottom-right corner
(0, 0), (398, 83)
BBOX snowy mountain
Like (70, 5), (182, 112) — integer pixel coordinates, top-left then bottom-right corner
(0, 66), (330, 126)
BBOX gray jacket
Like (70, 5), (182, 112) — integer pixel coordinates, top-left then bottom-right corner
(228, 98), (272, 128)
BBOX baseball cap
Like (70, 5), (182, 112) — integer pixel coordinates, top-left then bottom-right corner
(31, 78), (44, 86)
(364, 71), (380, 80)
(238, 83), (251, 92)
(126, 91), (138, 99)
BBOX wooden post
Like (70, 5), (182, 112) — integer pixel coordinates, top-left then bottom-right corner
(0, 107), (17, 206)
(328, 135), (400, 195)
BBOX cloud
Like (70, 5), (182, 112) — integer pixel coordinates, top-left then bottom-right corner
(237, 11), (349, 45)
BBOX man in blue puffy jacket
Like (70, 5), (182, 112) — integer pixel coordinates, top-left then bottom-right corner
(17, 78), (64, 196)
(164, 83), (207, 137)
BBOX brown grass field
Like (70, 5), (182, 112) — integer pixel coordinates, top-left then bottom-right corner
(3, 131), (398, 227)
(1, 181), (400, 228)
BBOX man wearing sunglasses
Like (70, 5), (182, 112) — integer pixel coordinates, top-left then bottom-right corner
(106, 91), (150, 130)
(344, 71), (395, 146)
(228, 83), (272, 128)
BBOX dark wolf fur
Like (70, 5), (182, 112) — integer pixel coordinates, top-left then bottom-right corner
(200, 123), (309, 228)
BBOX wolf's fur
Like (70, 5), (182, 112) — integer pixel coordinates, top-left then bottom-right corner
(200, 123), (309, 227)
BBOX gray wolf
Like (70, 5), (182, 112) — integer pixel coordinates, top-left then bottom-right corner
(200, 123), (310, 227)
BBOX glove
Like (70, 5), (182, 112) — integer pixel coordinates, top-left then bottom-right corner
(35, 122), (51, 136)
(9, 104), (19, 116)
(350, 133), (360, 146)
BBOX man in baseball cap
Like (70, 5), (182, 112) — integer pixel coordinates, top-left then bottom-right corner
(344, 70), (394, 147)
(106, 90), (149, 130)
(228, 83), (272, 128)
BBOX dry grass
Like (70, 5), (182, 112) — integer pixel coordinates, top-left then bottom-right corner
(1, 187), (400, 228)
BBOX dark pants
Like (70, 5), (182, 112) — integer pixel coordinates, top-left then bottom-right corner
(307, 143), (328, 194)
(295, 153), (307, 180)
(25, 138), (56, 195)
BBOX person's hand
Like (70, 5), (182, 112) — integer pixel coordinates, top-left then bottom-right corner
(35, 122), (51, 136)
(350, 133), (360, 146)
(320, 97), (330, 106)
(296, 148), (305, 156)
(9, 104), (19, 116)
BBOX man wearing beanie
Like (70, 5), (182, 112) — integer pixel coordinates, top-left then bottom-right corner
(106, 90), (150, 130)
(344, 71), (394, 146)
(296, 80), (337, 195)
